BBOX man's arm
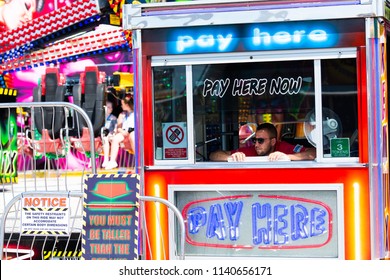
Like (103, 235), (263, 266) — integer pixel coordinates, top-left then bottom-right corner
(209, 150), (232, 161)
(269, 148), (316, 161)
(210, 150), (250, 162)
(289, 147), (316, 161)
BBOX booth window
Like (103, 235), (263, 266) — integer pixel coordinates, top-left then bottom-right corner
(192, 61), (315, 161)
(320, 59), (358, 158)
(152, 56), (359, 164)
(153, 66), (188, 160)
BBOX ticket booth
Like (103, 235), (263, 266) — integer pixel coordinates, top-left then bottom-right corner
(125, 0), (390, 259)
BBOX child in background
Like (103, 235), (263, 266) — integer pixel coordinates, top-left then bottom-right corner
(102, 95), (134, 170)
(101, 100), (117, 168)
(103, 100), (117, 136)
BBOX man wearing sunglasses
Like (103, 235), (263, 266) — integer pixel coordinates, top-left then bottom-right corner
(209, 122), (316, 162)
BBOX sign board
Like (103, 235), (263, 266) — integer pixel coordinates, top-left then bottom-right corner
(170, 184), (344, 259)
(82, 174), (140, 260)
(330, 138), (350, 157)
(162, 122), (188, 159)
(143, 19), (365, 56)
(21, 196), (70, 235)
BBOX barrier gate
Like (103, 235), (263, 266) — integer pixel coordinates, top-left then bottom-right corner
(0, 102), (185, 260)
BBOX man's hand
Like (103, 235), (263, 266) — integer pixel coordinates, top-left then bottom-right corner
(268, 151), (291, 161)
(228, 152), (247, 162)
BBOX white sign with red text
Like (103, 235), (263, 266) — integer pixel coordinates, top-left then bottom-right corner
(21, 196), (70, 235)
(162, 122), (188, 159)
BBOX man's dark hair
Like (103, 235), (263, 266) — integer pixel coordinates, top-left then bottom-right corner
(256, 123), (277, 138)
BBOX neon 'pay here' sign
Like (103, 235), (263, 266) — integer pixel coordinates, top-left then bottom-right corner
(175, 185), (341, 258)
(167, 21), (338, 54)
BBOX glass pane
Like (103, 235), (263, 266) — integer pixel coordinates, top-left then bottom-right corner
(192, 61), (315, 162)
(321, 59), (358, 158)
(153, 66), (187, 160)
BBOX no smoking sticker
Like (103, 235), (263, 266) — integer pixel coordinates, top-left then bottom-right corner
(166, 125), (184, 144)
(162, 122), (188, 159)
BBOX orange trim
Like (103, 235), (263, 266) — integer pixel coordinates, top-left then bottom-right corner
(144, 167), (370, 259)
(344, 179), (371, 259)
(144, 174), (169, 260)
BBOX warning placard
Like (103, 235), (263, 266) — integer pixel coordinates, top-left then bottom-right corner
(21, 196), (70, 235)
(82, 174), (140, 260)
(162, 122), (188, 159)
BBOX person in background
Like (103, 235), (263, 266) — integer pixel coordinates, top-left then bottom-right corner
(0, 0), (42, 32)
(100, 100), (117, 166)
(103, 95), (134, 170)
(209, 122), (315, 162)
(102, 100), (117, 136)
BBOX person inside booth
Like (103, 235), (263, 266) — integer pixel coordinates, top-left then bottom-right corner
(209, 122), (316, 162)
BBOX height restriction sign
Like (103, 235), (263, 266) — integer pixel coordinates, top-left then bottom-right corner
(162, 122), (188, 159)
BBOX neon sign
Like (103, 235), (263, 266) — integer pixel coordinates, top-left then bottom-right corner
(168, 21), (338, 54)
(177, 34), (233, 53)
(252, 28), (328, 46)
(184, 194), (332, 248)
(177, 187), (341, 257)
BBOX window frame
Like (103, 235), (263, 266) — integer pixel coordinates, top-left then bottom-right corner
(151, 48), (359, 166)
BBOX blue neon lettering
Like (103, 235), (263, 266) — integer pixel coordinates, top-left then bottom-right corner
(206, 204), (226, 240)
(309, 29), (328, 42)
(197, 35), (215, 48)
(187, 206), (207, 234)
(252, 28), (272, 45)
(273, 204), (288, 245)
(310, 207), (326, 237)
(170, 22), (335, 54)
(224, 201), (243, 241)
(252, 203), (272, 245)
(177, 33), (233, 53)
(291, 204), (309, 241)
(274, 31), (295, 44)
(185, 199), (329, 246)
(253, 28), (327, 46)
(217, 34), (233, 51)
(176, 35), (193, 52)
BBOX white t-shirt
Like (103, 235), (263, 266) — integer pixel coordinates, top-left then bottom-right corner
(121, 111), (134, 131)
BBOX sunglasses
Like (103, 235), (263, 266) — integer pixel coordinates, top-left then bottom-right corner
(251, 137), (271, 144)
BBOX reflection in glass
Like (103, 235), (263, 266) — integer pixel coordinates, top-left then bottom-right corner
(153, 66), (187, 160)
(192, 61), (315, 161)
(321, 59), (358, 157)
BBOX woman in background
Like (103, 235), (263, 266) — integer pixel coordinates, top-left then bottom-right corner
(102, 95), (134, 170)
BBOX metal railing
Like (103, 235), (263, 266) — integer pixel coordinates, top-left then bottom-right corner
(1, 193), (185, 260)
(0, 102), (185, 260)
